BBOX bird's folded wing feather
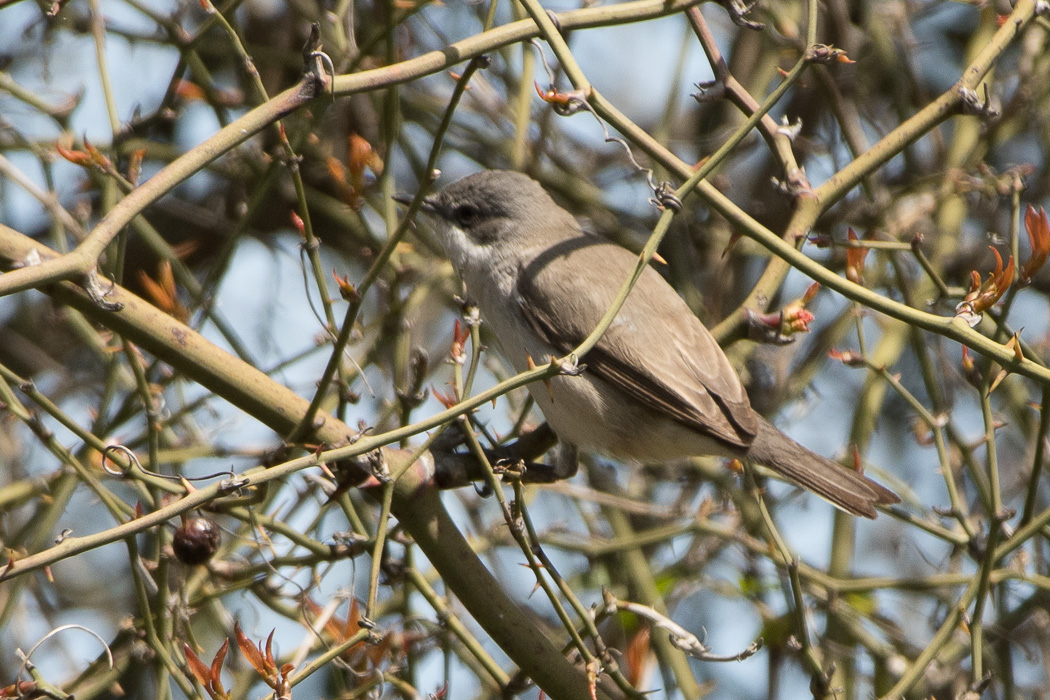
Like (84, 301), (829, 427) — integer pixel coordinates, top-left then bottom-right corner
(516, 237), (758, 448)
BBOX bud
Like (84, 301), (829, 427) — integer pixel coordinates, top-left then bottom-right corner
(954, 248), (1013, 327)
(845, 228), (870, 286)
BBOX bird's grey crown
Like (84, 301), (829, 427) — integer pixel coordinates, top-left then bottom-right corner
(425, 171), (561, 243)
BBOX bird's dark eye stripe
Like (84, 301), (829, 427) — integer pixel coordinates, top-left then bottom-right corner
(452, 203), (481, 226)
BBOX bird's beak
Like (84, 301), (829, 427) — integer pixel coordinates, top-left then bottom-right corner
(392, 192), (437, 214)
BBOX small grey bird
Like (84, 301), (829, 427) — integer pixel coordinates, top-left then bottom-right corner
(410, 170), (899, 518)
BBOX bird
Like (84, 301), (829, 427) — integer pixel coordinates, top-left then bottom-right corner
(407, 170), (899, 518)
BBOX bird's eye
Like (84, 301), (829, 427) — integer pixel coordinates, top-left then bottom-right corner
(452, 203), (480, 226)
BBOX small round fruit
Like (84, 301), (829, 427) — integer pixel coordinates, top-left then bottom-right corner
(172, 517), (221, 565)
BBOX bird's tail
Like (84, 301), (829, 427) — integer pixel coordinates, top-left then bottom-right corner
(745, 416), (900, 519)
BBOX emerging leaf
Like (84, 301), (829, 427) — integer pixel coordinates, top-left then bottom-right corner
(1021, 205), (1050, 283)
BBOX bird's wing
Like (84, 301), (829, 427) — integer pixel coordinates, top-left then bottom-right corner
(516, 236), (758, 448)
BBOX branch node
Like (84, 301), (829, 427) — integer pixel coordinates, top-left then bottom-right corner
(692, 80), (726, 103)
(776, 115), (803, 141)
(301, 23), (335, 100)
(717, 0), (763, 30)
(83, 271), (124, 312)
(959, 85), (1000, 121)
(650, 181), (683, 212)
